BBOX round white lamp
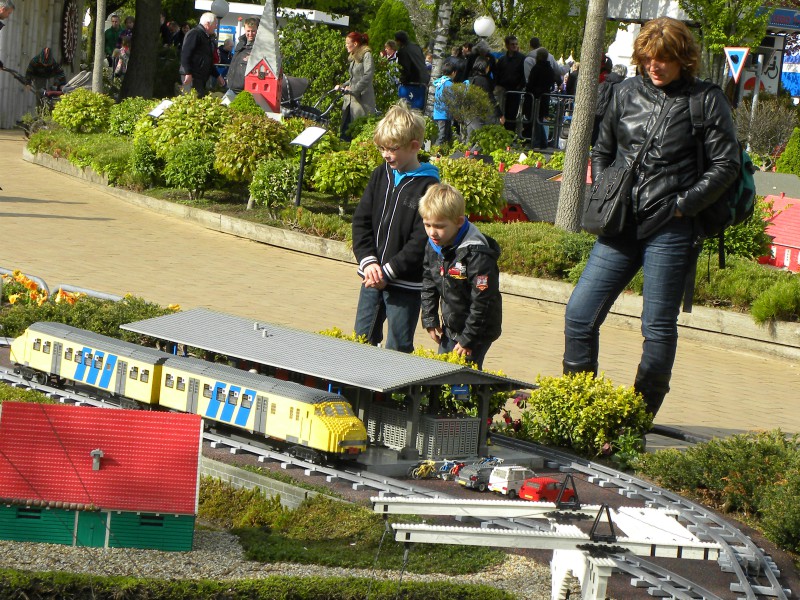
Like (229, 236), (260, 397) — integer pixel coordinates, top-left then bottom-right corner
(210, 0), (229, 40)
(473, 16), (496, 38)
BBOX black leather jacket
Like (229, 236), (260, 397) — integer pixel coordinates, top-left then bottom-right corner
(592, 75), (740, 239)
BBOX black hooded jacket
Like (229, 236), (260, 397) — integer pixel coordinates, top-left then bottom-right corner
(592, 74), (740, 239)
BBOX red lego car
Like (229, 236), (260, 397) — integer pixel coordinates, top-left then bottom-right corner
(518, 477), (575, 503)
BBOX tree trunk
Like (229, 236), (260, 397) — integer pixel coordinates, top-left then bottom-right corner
(425, 0), (453, 118)
(119, 0), (160, 99)
(554, 0), (608, 232)
(92, 0), (106, 93)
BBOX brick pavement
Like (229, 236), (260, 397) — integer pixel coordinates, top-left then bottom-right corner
(2, 130), (799, 441)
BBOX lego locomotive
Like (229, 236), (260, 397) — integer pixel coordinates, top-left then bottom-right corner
(9, 322), (368, 462)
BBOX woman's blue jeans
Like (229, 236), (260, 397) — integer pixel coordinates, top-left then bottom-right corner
(563, 218), (695, 414)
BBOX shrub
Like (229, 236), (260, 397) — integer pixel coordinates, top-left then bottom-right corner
(148, 92), (228, 159)
(776, 127), (800, 175)
(760, 466), (800, 553)
(701, 197), (772, 259)
(249, 158), (300, 216)
(546, 151), (566, 170)
(163, 139), (216, 200)
(198, 476), (287, 529)
(441, 83), (494, 136)
(693, 253), (784, 311)
(108, 97), (157, 136)
(469, 124), (515, 154)
(751, 276), (800, 323)
(129, 135), (162, 187)
(312, 149), (374, 205)
(52, 88), (114, 133)
(347, 115), (381, 144)
(437, 157), (504, 219)
(278, 206), (352, 242)
(214, 113), (292, 183)
(228, 90), (266, 117)
(734, 95), (796, 170)
(517, 372), (652, 458)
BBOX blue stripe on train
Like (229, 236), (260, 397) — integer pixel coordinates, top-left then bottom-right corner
(73, 346), (91, 381)
(234, 388), (256, 426)
(206, 382), (226, 419)
(219, 386), (239, 422)
(98, 355), (118, 389)
(85, 351), (104, 386)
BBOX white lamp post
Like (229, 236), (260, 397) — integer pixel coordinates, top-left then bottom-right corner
(210, 0), (229, 41)
(473, 15), (496, 38)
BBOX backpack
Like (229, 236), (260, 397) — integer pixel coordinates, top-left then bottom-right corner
(689, 80), (757, 268)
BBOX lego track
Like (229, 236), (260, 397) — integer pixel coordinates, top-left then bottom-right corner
(0, 365), (792, 599)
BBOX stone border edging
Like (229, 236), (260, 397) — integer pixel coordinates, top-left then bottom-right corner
(23, 149), (800, 360)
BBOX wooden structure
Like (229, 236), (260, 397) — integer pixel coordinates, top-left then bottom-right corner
(0, 402), (202, 551)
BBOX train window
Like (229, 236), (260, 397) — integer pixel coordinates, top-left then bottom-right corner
(75, 351), (82, 363)
(270, 403), (276, 414)
(33, 338), (41, 351)
(64, 348), (73, 360)
(165, 374), (174, 388)
(140, 369), (149, 383)
(216, 388), (225, 402)
(296, 410), (300, 421)
(176, 377), (185, 391)
(84, 353), (92, 366)
(203, 384), (212, 398)
(241, 393), (252, 409)
(42, 341), (51, 354)
(129, 366), (139, 379)
(289, 407), (294, 419)
(94, 356), (103, 369)
(227, 390), (238, 405)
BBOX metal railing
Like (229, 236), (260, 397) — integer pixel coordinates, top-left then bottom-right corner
(504, 91), (575, 150)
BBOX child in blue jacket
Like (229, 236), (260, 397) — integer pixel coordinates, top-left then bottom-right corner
(432, 60), (459, 146)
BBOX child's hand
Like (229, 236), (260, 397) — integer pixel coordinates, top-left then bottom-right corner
(427, 327), (442, 343)
(362, 263), (384, 287)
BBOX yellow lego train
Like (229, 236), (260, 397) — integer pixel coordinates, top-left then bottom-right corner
(9, 322), (368, 462)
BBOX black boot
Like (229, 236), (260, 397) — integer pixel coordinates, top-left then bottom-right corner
(634, 369), (671, 417)
(562, 360), (598, 377)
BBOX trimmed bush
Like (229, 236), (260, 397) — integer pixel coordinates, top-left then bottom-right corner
(751, 276), (800, 323)
(228, 90), (266, 117)
(312, 149), (374, 205)
(701, 197), (772, 260)
(249, 158), (300, 216)
(163, 139), (216, 200)
(214, 113), (292, 183)
(52, 88), (114, 133)
(129, 135), (162, 187)
(517, 372), (652, 458)
(469, 124), (515, 154)
(108, 97), (157, 136)
(147, 93), (228, 159)
(437, 157), (504, 219)
(760, 466), (800, 553)
(776, 127), (800, 175)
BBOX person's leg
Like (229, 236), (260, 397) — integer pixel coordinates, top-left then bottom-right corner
(384, 287), (421, 353)
(435, 120), (447, 146)
(564, 234), (641, 375)
(354, 285), (386, 346)
(635, 218), (695, 416)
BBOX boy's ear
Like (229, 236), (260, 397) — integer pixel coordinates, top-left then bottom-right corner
(409, 139), (421, 152)
(457, 216), (466, 226)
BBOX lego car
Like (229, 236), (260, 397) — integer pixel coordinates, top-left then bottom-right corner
(518, 476), (575, 503)
(487, 465), (536, 498)
(455, 464), (494, 492)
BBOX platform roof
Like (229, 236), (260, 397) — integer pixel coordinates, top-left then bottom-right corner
(122, 309), (533, 393)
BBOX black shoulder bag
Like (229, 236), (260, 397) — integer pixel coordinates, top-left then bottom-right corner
(582, 98), (675, 237)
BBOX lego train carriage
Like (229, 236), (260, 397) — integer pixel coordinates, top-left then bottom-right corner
(10, 322), (368, 462)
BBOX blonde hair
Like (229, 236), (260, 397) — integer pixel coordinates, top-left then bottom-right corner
(374, 101), (425, 148)
(418, 183), (466, 222)
(632, 17), (700, 78)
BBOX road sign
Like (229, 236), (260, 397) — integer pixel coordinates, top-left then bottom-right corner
(725, 47), (750, 83)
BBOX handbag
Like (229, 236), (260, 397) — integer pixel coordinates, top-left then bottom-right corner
(582, 98), (675, 236)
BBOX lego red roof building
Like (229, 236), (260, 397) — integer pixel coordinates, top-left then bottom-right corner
(763, 194), (800, 272)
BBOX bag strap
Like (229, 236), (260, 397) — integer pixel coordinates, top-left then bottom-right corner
(630, 97), (675, 169)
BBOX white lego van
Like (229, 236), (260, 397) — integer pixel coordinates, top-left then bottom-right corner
(488, 465), (535, 498)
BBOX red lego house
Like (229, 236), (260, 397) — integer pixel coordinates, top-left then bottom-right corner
(0, 402), (202, 551)
(763, 194), (800, 273)
(243, 0), (283, 115)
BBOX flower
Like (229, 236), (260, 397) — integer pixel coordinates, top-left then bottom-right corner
(8, 294), (21, 305)
(168, 303), (181, 311)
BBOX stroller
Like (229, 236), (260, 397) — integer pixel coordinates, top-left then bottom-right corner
(281, 76), (341, 128)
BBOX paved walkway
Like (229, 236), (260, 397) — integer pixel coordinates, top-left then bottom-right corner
(2, 130), (799, 444)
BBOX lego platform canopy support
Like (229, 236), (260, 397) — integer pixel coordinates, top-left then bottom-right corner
(244, 0), (283, 115)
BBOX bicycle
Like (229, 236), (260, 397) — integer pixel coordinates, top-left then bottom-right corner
(438, 458), (465, 480)
(407, 459), (437, 480)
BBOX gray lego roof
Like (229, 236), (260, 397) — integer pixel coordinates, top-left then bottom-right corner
(29, 322), (171, 363)
(502, 168), (590, 223)
(121, 309), (533, 392)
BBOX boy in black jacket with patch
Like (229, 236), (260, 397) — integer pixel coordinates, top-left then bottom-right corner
(418, 183), (502, 369)
(351, 102), (440, 352)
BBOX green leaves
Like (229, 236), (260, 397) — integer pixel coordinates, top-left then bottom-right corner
(213, 113), (292, 183)
(52, 89), (114, 133)
(437, 157), (504, 218)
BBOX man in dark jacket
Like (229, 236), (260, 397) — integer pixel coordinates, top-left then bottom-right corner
(394, 30), (429, 110)
(494, 35), (526, 130)
(225, 17), (258, 94)
(181, 12), (224, 97)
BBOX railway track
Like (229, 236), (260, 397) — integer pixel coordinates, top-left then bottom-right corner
(0, 365), (793, 599)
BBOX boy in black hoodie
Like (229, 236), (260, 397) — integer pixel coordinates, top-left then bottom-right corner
(418, 183), (502, 369)
(351, 102), (440, 352)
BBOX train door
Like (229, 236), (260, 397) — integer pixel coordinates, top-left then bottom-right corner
(50, 342), (62, 375)
(114, 361), (127, 396)
(253, 396), (268, 434)
(187, 378), (200, 414)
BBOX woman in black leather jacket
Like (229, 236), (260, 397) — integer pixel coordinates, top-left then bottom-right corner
(563, 17), (740, 418)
